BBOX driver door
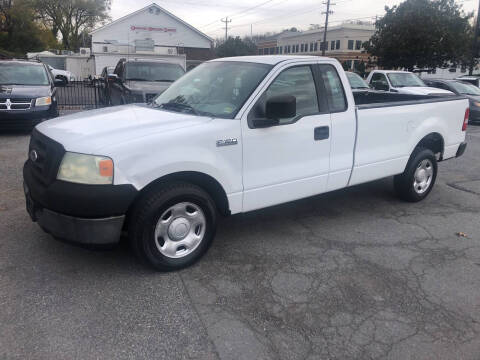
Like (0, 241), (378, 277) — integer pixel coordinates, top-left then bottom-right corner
(241, 63), (332, 212)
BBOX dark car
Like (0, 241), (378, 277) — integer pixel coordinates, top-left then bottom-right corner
(424, 79), (480, 124)
(97, 66), (115, 105)
(107, 58), (185, 105)
(0, 60), (64, 130)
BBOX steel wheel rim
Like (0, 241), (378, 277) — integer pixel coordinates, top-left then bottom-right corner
(413, 159), (433, 194)
(154, 202), (206, 259)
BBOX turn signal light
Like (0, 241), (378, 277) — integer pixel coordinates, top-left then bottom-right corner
(98, 159), (113, 177)
(463, 108), (469, 131)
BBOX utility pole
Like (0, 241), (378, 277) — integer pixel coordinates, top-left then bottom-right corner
(469, 0), (480, 75)
(321, 0), (334, 56)
(221, 17), (232, 42)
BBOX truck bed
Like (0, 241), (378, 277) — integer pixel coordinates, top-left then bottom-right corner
(353, 91), (463, 108)
(349, 95), (468, 187)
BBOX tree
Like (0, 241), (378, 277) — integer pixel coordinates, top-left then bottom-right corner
(0, 0), (56, 55)
(364, 0), (473, 71)
(33, 0), (111, 51)
(215, 36), (257, 58)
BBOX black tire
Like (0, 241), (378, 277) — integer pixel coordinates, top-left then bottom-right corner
(394, 147), (438, 202)
(128, 182), (217, 271)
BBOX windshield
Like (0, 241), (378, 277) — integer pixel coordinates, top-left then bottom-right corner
(0, 63), (49, 86)
(153, 61), (272, 119)
(125, 62), (185, 82)
(449, 81), (480, 96)
(387, 73), (425, 87)
(346, 72), (369, 89)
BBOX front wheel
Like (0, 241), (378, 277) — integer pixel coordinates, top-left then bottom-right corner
(394, 147), (438, 202)
(128, 182), (217, 271)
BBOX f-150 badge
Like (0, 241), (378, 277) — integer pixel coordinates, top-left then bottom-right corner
(216, 138), (238, 147)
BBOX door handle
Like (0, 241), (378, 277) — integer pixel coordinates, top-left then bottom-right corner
(314, 126), (329, 141)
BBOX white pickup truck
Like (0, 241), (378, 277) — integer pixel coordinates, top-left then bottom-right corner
(23, 55), (469, 271)
(367, 70), (453, 95)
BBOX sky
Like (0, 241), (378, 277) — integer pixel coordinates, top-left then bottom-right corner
(109, 0), (478, 39)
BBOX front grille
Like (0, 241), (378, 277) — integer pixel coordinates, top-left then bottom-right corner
(28, 129), (65, 186)
(0, 98), (32, 110)
(145, 93), (157, 103)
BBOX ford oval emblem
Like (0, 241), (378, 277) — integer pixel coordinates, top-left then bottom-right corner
(29, 150), (38, 162)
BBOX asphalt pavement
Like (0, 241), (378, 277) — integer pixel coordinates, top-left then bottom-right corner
(1, 126), (480, 360)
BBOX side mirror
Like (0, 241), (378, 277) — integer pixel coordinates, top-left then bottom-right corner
(252, 95), (296, 128)
(54, 78), (66, 87)
(107, 74), (119, 83)
(266, 95), (296, 119)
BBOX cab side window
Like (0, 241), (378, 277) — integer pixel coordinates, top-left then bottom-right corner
(319, 65), (347, 112)
(371, 73), (389, 90)
(249, 65), (319, 125)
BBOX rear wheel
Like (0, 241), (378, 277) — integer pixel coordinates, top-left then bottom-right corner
(128, 182), (217, 271)
(394, 147), (438, 202)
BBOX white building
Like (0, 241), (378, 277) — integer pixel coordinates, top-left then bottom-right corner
(90, 3), (214, 74)
(257, 23), (375, 71)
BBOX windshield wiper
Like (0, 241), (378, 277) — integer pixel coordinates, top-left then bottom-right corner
(153, 79), (175, 82)
(126, 78), (147, 81)
(157, 102), (199, 115)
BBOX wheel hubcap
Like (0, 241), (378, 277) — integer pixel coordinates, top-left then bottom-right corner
(413, 159), (433, 194)
(154, 202), (206, 259)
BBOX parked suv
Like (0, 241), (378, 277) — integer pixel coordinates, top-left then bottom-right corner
(0, 60), (63, 130)
(107, 58), (185, 105)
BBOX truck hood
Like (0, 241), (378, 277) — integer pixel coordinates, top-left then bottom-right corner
(396, 86), (453, 95)
(36, 104), (212, 153)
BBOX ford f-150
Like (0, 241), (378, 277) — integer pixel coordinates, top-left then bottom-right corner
(23, 56), (469, 270)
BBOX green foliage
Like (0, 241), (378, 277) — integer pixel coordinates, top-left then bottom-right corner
(215, 36), (257, 58)
(33, 0), (111, 51)
(0, 0), (56, 55)
(355, 61), (366, 77)
(364, 0), (473, 71)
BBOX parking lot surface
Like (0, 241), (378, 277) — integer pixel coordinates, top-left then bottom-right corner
(1, 126), (480, 360)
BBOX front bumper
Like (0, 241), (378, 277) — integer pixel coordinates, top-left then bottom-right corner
(25, 184), (125, 245)
(23, 153), (138, 245)
(0, 106), (56, 129)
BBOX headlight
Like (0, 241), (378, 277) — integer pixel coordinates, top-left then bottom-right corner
(57, 152), (113, 185)
(35, 96), (52, 106)
(473, 101), (480, 107)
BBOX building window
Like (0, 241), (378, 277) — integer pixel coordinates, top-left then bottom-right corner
(296, 44), (299, 53)
(309, 43), (313, 52)
(355, 40), (362, 50)
(336, 40), (340, 49)
(314, 42), (318, 51)
(102, 46), (108, 52)
(270, 47), (275, 54)
(305, 43), (308, 51)
(259, 48), (263, 55)
(301, 44), (304, 52)
(348, 40), (354, 50)
(331, 41), (335, 50)
(346, 59), (353, 68)
(279, 46), (283, 54)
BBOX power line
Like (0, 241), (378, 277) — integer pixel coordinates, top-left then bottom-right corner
(200, 0), (279, 30)
(221, 17), (232, 41)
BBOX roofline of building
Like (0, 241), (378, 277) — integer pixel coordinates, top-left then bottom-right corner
(89, 3), (214, 43)
(257, 23), (375, 44)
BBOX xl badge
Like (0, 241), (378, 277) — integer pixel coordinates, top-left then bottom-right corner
(29, 149), (38, 162)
